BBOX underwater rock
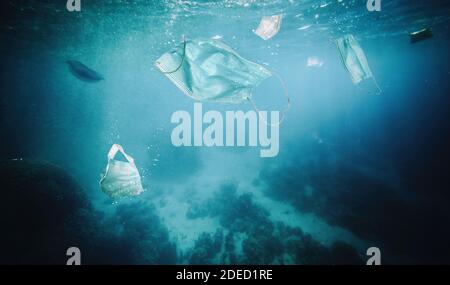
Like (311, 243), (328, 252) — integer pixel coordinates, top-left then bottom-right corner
(329, 241), (364, 265)
(113, 202), (177, 264)
(242, 232), (283, 264)
(187, 183), (271, 234)
(0, 159), (176, 264)
(188, 229), (223, 265)
(186, 200), (211, 220)
(185, 182), (363, 265)
(286, 232), (332, 265)
(0, 159), (93, 264)
(66, 60), (104, 82)
(258, 148), (450, 264)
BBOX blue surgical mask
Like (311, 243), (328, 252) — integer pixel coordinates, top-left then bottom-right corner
(155, 37), (291, 125)
(336, 34), (381, 93)
(155, 38), (273, 103)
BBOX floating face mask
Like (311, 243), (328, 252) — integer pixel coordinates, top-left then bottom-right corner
(155, 37), (291, 125)
(336, 35), (381, 93)
(307, 56), (324, 68)
(155, 38), (272, 103)
(255, 14), (283, 40)
(336, 35), (373, 84)
(100, 144), (144, 199)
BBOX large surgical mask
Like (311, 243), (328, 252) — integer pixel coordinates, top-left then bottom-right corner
(155, 37), (290, 125)
(100, 144), (144, 199)
(336, 34), (381, 94)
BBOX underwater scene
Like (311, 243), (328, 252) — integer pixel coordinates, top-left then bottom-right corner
(1, 0), (450, 265)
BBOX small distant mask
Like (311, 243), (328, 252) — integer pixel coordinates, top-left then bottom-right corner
(254, 14), (283, 40)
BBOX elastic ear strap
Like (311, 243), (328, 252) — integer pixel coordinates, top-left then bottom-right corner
(372, 77), (382, 95)
(107, 144), (121, 160)
(119, 149), (135, 164)
(159, 36), (187, 74)
(107, 144), (135, 164)
(247, 70), (291, 127)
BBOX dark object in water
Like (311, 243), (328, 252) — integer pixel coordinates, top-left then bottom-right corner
(66, 60), (104, 82)
(410, 28), (433, 43)
(0, 159), (91, 264)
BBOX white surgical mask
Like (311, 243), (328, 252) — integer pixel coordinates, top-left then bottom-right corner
(254, 14), (283, 40)
(336, 34), (381, 94)
(100, 144), (144, 199)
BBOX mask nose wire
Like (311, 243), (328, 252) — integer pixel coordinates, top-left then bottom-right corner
(247, 70), (291, 127)
(157, 35), (187, 74)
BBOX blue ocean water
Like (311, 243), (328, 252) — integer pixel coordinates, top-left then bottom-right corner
(1, 0), (450, 264)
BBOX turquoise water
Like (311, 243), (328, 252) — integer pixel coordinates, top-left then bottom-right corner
(1, 0), (450, 264)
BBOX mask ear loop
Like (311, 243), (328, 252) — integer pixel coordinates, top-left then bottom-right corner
(246, 70), (291, 127)
(107, 144), (135, 164)
(372, 77), (382, 95)
(158, 36), (187, 74)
